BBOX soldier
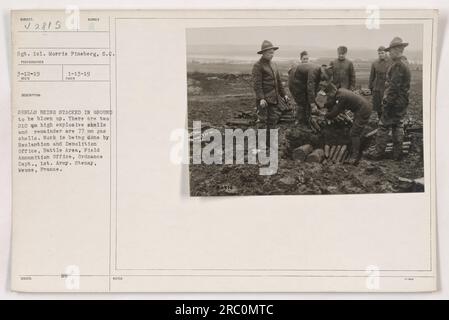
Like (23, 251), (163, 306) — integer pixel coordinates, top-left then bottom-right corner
(300, 50), (309, 63)
(288, 56), (328, 128)
(369, 46), (391, 119)
(369, 37), (411, 161)
(252, 40), (289, 129)
(330, 46), (356, 90)
(323, 82), (372, 165)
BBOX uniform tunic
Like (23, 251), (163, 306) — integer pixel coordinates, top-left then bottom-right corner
(330, 58), (356, 90)
(380, 56), (411, 126)
(252, 57), (287, 125)
(325, 88), (372, 137)
(375, 56), (412, 156)
(369, 58), (391, 113)
(252, 57), (286, 105)
(288, 62), (322, 122)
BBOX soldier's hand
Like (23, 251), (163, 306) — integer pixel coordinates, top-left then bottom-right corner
(260, 99), (268, 108)
(284, 95), (290, 102)
(310, 103), (319, 115)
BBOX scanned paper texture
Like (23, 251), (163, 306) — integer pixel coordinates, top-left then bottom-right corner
(11, 9), (438, 292)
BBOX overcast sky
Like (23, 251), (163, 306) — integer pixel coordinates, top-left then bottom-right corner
(187, 24), (423, 51)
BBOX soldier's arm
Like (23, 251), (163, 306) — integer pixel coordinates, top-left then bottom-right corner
(368, 63), (375, 90)
(349, 61), (356, 90)
(307, 68), (319, 105)
(325, 98), (345, 119)
(383, 64), (404, 107)
(329, 60), (335, 83)
(251, 64), (265, 100)
(276, 68), (287, 97)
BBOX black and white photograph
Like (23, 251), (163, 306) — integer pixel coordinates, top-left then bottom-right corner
(3, 7), (442, 295)
(187, 24), (425, 196)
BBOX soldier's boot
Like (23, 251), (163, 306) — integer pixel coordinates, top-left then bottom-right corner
(366, 125), (389, 160)
(347, 137), (361, 165)
(392, 124), (405, 161)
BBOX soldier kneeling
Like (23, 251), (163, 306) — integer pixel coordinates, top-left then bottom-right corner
(322, 82), (372, 165)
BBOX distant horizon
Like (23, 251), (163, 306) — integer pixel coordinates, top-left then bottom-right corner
(187, 45), (423, 64)
(187, 24), (423, 63)
(187, 24), (423, 49)
(188, 43), (423, 51)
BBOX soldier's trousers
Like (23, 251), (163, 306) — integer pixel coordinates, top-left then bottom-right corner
(292, 94), (310, 124)
(372, 90), (384, 117)
(350, 110), (371, 138)
(256, 102), (281, 149)
(256, 102), (282, 127)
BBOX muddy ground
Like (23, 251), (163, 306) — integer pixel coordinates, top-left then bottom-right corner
(188, 71), (424, 196)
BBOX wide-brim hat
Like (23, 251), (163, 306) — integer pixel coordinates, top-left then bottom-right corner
(257, 40), (279, 54)
(385, 37), (409, 51)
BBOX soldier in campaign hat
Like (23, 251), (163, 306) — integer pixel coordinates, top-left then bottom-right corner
(251, 40), (289, 129)
(368, 37), (411, 161)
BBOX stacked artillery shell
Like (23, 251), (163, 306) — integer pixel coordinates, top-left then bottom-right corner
(365, 129), (378, 138)
(310, 117), (321, 132)
(336, 145), (347, 163)
(342, 150), (350, 163)
(331, 113), (353, 126)
(189, 123), (215, 143)
(292, 144), (314, 161)
(331, 145), (342, 162)
(280, 112), (295, 123)
(385, 141), (412, 154)
(329, 145), (337, 160)
(342, 113), (354, 125)
(225, 119), (252, 127)
(323, 144), (349, 164)
(324, 145), (330, 158)
(238, 111), (253, 118)
(280, 117), (295, 123)
(306, 149), (325, 163)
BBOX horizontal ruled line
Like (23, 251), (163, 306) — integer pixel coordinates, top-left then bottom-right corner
(18, 63), (110, 66)
(18, 80), (109, 82)
(18, 47), (110, 49)
(18, 30), (109, 33)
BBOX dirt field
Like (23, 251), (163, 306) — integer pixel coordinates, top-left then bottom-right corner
(187, 64), (424, 196)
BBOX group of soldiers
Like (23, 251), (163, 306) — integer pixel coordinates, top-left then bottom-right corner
(251, 37), (411, 164)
